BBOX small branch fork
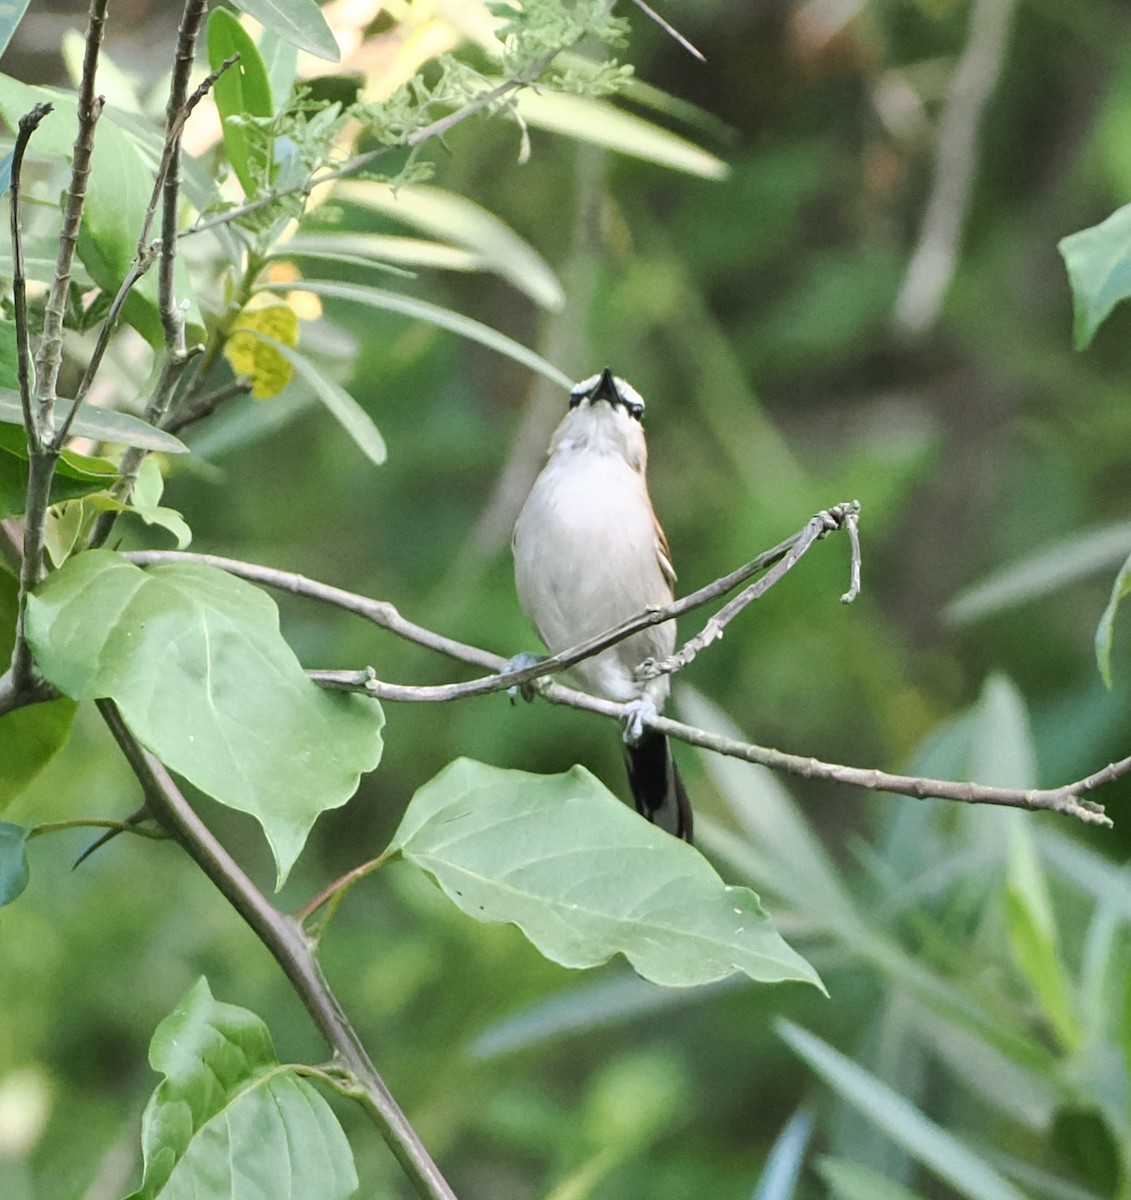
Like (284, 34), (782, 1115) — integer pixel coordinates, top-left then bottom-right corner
(123, 500), (1114, 828)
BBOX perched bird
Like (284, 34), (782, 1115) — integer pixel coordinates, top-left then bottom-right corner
(512, 367), (693, 841)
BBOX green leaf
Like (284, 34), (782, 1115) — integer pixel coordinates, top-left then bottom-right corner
(1005, 822), (1080, 1052)
(277, 232), (480, 277)
(509, 88), (728, 180)
(264, 279), (572, 390)
(229, 0), (340, 61)
(249, 333), (387, 466)
(333, 182), (565, 309)
(1058, 202), (1131, 350)
(818, 1158), (931, 1200)
(1095, 549), (1131, 687)
(0, 1), (31, 60)
(1049, 1105), (1122, 1196)
(0, 821), (30, 906)
(208, 7), (275, 197)
(779, 1022), (1029, 1200)
(0, 75), (199, 347)
(0, 389), (189, 453)
(25, 552), (383, 886)
(0, 571), (76, 805)
(389, 758), (823, 990)
(945, 520), (1131, 626)
(127, 977), (357, 1200)
(753, 1110), (812, 1200)
(0, 317), (19, 388)
(0, 424), (121, 518)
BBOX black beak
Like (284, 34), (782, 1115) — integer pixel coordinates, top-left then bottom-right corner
(589, 366), (619, 405)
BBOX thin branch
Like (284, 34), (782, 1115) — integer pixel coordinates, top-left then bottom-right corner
(34, 0), (108, 432)
(9, 102), (53, 446)
(892, 0), (1018, 332)
(160, 0), (209, 349)
(95, 699), (458, 1200)
(122, 529), (1121, 827)
(162, 375), (252, 435)
(630, 0), (706, 62)
(184, 50), (560, 238)
(639, 503), (859, 681)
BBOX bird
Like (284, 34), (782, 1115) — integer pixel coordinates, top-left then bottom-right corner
(512, 366), (693, 841)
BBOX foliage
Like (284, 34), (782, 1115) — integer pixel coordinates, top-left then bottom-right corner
(1, 0), (1131, 1198)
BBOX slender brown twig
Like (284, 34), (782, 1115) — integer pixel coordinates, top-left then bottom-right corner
(120, 518), (1117, 828)
(95, 699), (458, 1200)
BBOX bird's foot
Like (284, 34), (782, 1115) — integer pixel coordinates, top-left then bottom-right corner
(622, 695), (658, 745)
(502, 651), (545, 703)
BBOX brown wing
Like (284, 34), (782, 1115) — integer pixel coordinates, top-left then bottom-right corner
(653, 509), (676, 590)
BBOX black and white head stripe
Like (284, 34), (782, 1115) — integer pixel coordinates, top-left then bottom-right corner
(568, 367), (646, 419)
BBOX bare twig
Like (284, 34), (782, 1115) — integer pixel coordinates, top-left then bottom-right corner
(120, 530), (1120, 827)
(630, 0), (706, 62)
(162, 375), (253, 434)
(95, 699), (458, 1200)
(640, 503), (859, 680)
(893, 0), (1018, 332)
(9, 103), (53, 445)
(34, 0), (108, 431)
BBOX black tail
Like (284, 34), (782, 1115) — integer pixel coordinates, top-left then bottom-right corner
(624, 730), (693, 842)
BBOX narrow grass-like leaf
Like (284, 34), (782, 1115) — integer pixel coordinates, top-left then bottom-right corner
(230, 0), (339, 61)
(779, 1022), (1029, 1200)
(1058, 202), (1131, 350)
(753, 1110), (813, 1200)
(510, 88), (728, 179)
(0, 390), (188, 452)
(1095, 549), (1131, 687)
(263, 279), (572, 389)
(26, 552), (383, 885)
(390, 758), (822, 989)
(1005, 822), (1080, 1052)
(818, 1158), (930, 1200)
(333, 182), (565, 309)
(946, 520), (1131, 626)
(127, 978), (356, 1200)
(277, 232), (481, 275)
(0, 821), (29, 906)
(248, 333), (387, 466)
(208, 7), (274, 197)
(0, 1), (30, 59)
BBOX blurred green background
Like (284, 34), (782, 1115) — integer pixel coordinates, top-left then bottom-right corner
(3, 1), (1131, 1197)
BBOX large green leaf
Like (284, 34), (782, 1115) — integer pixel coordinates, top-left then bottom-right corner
(1058, 201), (1131, 350)
(208, 7), (274, 197)
(230, 0), (339, 62)
(127, 977), (357, 1200)
(0, 570), (76, 805)
(25, 552), (383, 885)
(389, 758), (822, 989)
(265, 279), (572, 389)
(0, 424), (121, 519)
(818, 1159), (930, 1200)
(779, 1022), (1029, 1200)
(0, 821), (30, 906)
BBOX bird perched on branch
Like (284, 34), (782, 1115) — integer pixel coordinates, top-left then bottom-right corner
(512, 367), (693, 841)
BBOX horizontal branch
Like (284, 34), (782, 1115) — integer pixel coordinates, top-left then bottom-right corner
(122, 539), (1117, 827)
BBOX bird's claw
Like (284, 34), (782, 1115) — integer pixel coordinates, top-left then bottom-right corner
(503, 651), (544, 704)
(622, 696), (658, 745)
